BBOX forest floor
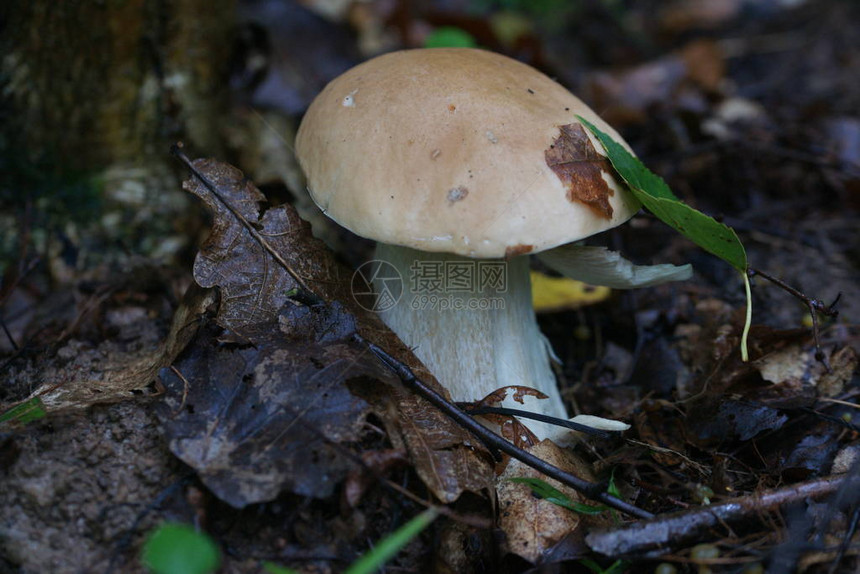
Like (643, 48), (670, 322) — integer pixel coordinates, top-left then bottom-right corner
(1, 0), (859, 573)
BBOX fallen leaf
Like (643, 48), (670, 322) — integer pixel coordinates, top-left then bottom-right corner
(476, 385), (549, 406)
(817, 346), (858, 397)
(693, 399), (789, 442)
(351, 379), (493, 501)
(680, 40), (726, 93)
(465, 386), (548, 448)
(156, 309), (379, 507)
(497, 440), (604, 563)
(754, 344), (857, 398)
(5, 283), (214, 418)
(530, 270), (610, 313)
(545, 123), (615, 219)
(170, 157), (494, 504)
(754, 344), (813, 385)
(183, 159), (346, 336)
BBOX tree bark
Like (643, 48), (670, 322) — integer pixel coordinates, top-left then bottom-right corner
(1, 0), (235, 264)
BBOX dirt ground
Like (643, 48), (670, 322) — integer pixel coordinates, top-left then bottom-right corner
(1, 0), (859, 572)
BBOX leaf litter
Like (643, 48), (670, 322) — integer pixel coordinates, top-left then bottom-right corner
(158, 156), (493, 507)
(3, 3), (860, 571)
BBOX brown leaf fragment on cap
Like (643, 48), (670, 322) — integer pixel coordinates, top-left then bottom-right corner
(505, 244), (534, 259)
(545, 123), (615, 219)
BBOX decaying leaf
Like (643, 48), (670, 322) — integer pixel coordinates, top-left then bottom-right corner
(167, 157), (493, 505)
(157, 307), (380, 507)
(497, 440), (606, 563)
(6, 283), (214, 416)
(354, 382), (493, 501)
(754, 344), (858, 398)
(183, 159), (347, 336)
(545, 123), (615, 219)
(673, 315), (858, 481)
(477, 385), (549, 406)
(465, 386), (550, 448)
(694, 399), (789, 442)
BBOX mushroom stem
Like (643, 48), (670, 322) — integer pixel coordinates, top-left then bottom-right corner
(374, 242), (566, 441)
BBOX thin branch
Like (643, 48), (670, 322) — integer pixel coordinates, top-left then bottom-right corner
(747, 267), (840, 369)
(461, 406), (614, 439)
(586, 474), (847, 558)
(828, 505), (860, 574)
(0, 256), (41, 351)
(0, 317), (18, 352)
(357, 335), (655, 520)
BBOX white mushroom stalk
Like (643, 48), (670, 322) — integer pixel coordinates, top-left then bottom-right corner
(374, 242), (691, 443)
(375, 243), (564, 441)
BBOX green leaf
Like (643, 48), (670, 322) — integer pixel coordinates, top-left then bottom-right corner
(606, 468), (621, 499)
(507, 478), (606, 515)
(579, 115), (752, 361)
(0, 397), (47, 426)
(141, 523), (220, 574)
(423, 27), (478, 48)
(344, 508), (439, 574)
(578, 116), (747, 273)
(580, 558), (630, 574)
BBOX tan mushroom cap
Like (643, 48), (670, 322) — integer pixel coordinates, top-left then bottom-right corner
(295, 48), (641, 259)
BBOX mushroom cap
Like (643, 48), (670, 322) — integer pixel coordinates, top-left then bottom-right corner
(295, 48), (641, 259)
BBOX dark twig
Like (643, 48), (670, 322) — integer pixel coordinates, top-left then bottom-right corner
(586, 474), (846, 558)
(0, 256), (41, 351)
(461, 406), (614, 439)
(171, 143), (321, 305)
(828, 505), (860, 574)
(0, 317), (17, 352)
(747, 267), (840, 369)
(358, 335), (654, 520)
(808, 458), (860, 574)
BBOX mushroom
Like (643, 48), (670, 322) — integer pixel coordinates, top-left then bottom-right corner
(295, 48), (690, 441)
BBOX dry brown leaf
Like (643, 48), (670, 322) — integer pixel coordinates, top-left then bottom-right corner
(172, 157), (493, 504)
(476, 385), (550, 406)
(497, 440), (602, 563)
(463, 386), (548, 448)
(156, 309), (380, 508)
(545, 123), (615, 219)
(680, 39), (725, 92)
(754, 344), (857, 398)
(20, 284), (214, 413)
